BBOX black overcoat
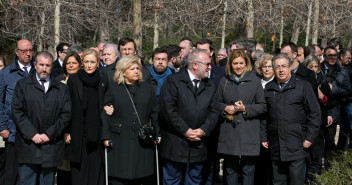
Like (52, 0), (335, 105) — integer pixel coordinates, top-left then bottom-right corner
(64, 73), (104, 163)
(11, 73), (71, 167)
(101, 81), (159, 180)
(217, 72), (266, 156)
(261, 74), (321, 162)
(159, 69), (220, 163)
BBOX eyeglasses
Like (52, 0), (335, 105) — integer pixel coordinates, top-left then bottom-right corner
(327, 54), (337, 57)
(274, 65), (289, 69)
(17, 49), (33, 54)
(196, 61), (211, 67)
(261, 65), (273, 69)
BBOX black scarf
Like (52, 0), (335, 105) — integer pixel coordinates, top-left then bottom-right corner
(78, 69), (100, 142)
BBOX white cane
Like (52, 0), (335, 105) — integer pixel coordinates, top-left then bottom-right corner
(155, 139), (160, 185)
(105, 147), (108, 185)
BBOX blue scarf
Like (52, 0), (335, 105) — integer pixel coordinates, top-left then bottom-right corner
(149, 65), (172, 101)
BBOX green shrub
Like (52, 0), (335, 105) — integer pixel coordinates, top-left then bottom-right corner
(315, 150), (352, 185)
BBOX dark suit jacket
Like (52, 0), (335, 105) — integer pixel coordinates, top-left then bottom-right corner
(52, 59), (63, 78)
(295, 62), (318, 97)
(159, 69), (220, 163)
(12, 73), (71, 167)
(210, 64), (226, 88)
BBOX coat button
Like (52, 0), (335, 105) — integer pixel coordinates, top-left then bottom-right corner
(131, 139), (134, 142)
(133, 121), (136, 124)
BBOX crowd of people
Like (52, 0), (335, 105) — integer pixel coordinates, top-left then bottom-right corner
(0, 36), (351, 185)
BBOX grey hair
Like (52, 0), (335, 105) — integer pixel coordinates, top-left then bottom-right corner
(103, 43), (119, 55)
(186, 49), (209, 68)
(35, 51), (53, 63)
(67, 45), (84, 54)
(254, 50), (265, 60)
(218, 48), (227, 55)
(272, 53), (293, 67)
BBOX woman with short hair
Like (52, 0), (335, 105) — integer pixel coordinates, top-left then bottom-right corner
(102, 55), (161, 185)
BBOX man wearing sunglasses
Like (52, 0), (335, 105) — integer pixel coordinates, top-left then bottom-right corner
(322, 46), (352, 167)
(0, 39), (35, 185)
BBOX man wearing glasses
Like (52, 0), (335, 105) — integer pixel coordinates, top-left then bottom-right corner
(159, 49), (220, 185)
(262, 53), (320, 185)
(0, 39), (35, 185)
(321, 46), (352, 163)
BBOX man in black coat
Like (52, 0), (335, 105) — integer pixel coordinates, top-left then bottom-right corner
(159, 49), (220, 185)
(11, 52), (71, 185)
(52, 42), (70, 78)
(281, 42), (318, 95)
(321, 46), (352, 163)
(261, 53), (321, 185)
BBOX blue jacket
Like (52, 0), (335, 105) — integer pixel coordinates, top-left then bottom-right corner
(0, 56), (35, 142)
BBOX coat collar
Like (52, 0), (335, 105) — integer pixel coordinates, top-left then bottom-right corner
(266, 73), (296, 92)
(179, 68), (212, 95)
(26, 72), (60, 92)
(9, 56), (35, 74)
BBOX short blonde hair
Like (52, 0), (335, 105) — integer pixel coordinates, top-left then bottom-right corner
(82, 49), (99, 62)
(113, 55), (143, 85)
(255, 53), (273, 76)
(225, 49), (252, 77)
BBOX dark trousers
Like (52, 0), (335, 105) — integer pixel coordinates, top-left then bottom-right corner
(161, 158), (204, 185)
(0, 147), (5, 185)
(18, 163), (56, 185)
(254, 146), (273, 185)
(224, 155), (256, 185)
(109, 175), (154, 185)
(337, 107), (352, 150)
(272, 159), (305, 185)
(5, 142), (19, 185)
(71, 139), (104, 185)
(56, 169), (71, 185)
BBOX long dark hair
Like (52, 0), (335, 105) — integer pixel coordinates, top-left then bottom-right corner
(62, 52), (82, 80)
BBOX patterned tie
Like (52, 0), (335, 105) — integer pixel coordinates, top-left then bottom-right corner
(40, 79), (46, 92)
(23, 66), (29, 77)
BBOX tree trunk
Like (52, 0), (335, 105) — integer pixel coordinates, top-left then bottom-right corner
(236, 17), (246, 40)
(321, 38), (327, 48)
(347, 38), (352, 48)
(312, 0), (319, 45)
(133, 0), (142, 56)
(279, 6), (284, 46)
(54, 0), (60, 50)
(305, 1), (312, 46)
(153, 3), (160, 50)
(246, 0), (254, 38)
(221, 0), (227, 48)
(272, 32), (277, 53)
(38, 11), (45, 52)
(291, 19), (300, 44)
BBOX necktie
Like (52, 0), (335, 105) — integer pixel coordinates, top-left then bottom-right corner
(279, 83), (285, 89)
(193, 79), (199, 93)
(40, 79), (46, 92)
(23, 66), (29, 77)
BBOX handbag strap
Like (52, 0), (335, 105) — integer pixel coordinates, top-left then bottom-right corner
(124, 84), (144, 127)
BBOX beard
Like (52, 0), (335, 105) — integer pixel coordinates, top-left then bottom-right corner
(38, 72), (49, 79)
(154, 66), (167, 74)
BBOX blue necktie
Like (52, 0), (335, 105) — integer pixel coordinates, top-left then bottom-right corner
(40, 79), (46, 92)
(23, 66), (29, 77)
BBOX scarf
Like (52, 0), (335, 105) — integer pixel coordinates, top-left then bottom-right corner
(78, 69), (100, 142)
(149, 65), (172, 100)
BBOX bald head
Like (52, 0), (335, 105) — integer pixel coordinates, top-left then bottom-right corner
(15, 39), (33, 65)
